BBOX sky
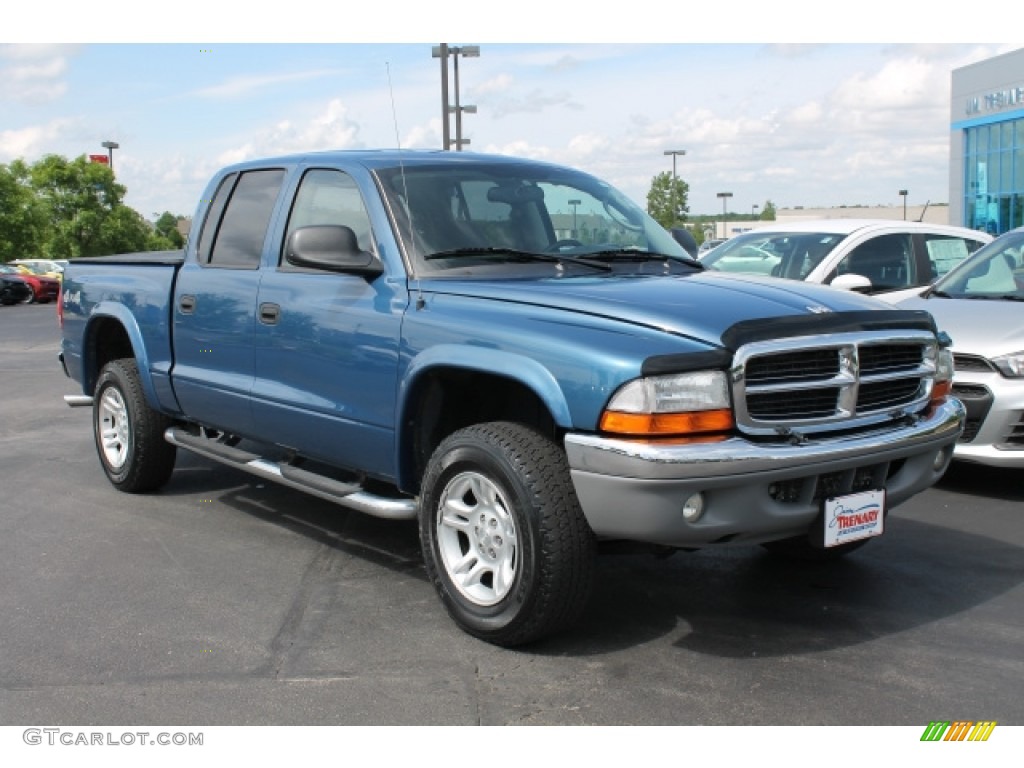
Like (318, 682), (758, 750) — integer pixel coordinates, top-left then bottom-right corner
(4, 3), (1021, 223)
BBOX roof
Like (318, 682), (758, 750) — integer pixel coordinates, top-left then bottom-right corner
(218, 149), (572, 175)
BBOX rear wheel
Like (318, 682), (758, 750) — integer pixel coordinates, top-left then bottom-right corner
(419, 422), (595, 646)
(93, 358), (177, 492)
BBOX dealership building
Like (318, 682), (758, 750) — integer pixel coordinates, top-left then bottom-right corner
(950, 47), (1024, 235)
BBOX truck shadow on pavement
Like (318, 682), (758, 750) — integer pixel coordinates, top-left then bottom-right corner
(162, 452), (1023, 659)
(550, 517), (1023, 657)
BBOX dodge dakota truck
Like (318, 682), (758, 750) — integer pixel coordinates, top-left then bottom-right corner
(59, 150), (964, 646)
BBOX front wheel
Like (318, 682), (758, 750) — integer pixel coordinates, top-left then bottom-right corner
(93, 358), (177, 492)
(419, 422), (595, 646)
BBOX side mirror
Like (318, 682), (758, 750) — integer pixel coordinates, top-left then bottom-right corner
(829, 273), (874, 293)
(285, 225), (383, 277)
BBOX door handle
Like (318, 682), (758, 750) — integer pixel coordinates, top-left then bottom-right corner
(178, 294), (196, 314)
(259, 302), (281, 325)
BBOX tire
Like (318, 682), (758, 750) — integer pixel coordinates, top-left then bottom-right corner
(419, 422), (595, 646)
(93, 358), (177, 493)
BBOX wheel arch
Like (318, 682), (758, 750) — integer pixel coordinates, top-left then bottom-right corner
(81, 304), (159, 408)
(396, 346), (573, 494)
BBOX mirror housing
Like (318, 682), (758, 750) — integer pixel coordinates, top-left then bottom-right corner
(829, 273), (873, 293)
(285, 225), (383, 277)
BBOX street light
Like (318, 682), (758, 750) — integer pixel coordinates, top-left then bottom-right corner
(451, 45), (478, 152)
(664, 150), (686, 226)
(432, 44), (480, 151)
(102, 140), (119, 173)
(568, 199), (581, 238)
(717, 192), (733, 238)
(752, 203), (759, 220)
(431, 45), (451, 150)
(899, 189), (908, 221)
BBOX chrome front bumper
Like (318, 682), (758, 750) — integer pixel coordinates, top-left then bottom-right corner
(564, 398), (965, 547)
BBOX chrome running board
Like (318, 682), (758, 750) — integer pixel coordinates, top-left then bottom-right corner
(164, 427), (417, 521)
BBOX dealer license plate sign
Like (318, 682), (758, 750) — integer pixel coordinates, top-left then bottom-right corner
(823, 489), (885, 547)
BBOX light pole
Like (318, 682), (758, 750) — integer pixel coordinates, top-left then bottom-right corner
(102, 140), (119, 173)
(899, 189), (908, 220)
(431, 45), (450, 151)
(664, 150), (686, 226)
(432, 44), (479, 151)
(717, 192), (732, 239)
(451, 45), (478, 151)
(568, 199), (581, 238)
(752, 203), (759, 220)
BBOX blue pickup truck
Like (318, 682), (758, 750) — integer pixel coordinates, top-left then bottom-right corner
(59, 150), (964, 645)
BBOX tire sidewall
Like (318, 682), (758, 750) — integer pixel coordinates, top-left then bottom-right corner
(93, 364), (136, 486)
(420, 432), (543, 638)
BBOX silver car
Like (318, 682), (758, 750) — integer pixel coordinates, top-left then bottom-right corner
(889, 227), (1024, 467)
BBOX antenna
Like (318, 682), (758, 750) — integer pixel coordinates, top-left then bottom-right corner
(386, 62), (424, 310)
(916, 200), (930, 223)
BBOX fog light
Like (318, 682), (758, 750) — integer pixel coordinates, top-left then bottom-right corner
(933, 445), (954, 473)
(682, 493), (705, 521)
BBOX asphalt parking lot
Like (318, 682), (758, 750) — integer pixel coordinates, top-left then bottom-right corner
(1, 302), (1022, 728)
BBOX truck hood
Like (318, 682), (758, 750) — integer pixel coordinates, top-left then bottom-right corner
(420, 271), (896, 348)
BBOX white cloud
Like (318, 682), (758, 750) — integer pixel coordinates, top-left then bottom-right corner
(0, 118), (79, 160)
(193, 69), (346, 100)
(0, 44), (76, 104)
(215, 98), (363, 165)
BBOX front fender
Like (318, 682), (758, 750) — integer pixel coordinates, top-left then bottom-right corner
(398, 343), (574, 428)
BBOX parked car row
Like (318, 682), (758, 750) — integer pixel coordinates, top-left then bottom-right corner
(0, 263), (61, 304)
(878, 226), (1024, 469)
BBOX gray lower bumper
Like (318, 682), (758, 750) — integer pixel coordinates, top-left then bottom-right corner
(564, 398), (965, 547)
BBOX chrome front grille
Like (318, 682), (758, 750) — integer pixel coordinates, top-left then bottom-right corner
(731, 330), (938, 436)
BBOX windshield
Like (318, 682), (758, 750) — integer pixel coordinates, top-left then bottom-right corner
(375, 160), (690, 275)
(932, 230), (1024, 299)
(701, 231), (847, 279)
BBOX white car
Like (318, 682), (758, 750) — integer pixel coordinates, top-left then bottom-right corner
(883, 227), (1024, 467)
(701, 219), (991, 295)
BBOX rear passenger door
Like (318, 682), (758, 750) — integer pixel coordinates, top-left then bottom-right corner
(171, 168), (286, 436)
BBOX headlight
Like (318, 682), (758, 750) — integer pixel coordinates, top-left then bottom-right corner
(930, 346), (954, 404)
(600, 371), (734, 437)
(991, 350), (1024, 378)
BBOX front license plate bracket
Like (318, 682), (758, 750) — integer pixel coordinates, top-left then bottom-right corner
(822, 488), (886, 548)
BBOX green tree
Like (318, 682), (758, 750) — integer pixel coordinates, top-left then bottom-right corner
(29, 154), (129, 258)
(646, 171), (690, 229)
(152, 211), (185, 248)
(0, 160), (46, 263)
(97, 206), (155, 255)
(761, 200), (777, 221)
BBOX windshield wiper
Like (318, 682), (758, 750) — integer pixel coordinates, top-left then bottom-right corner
(580, 248), (704, 270)
(424, 247), (611, 271)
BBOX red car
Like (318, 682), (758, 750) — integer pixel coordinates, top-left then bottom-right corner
(0, 264), (59, 303)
